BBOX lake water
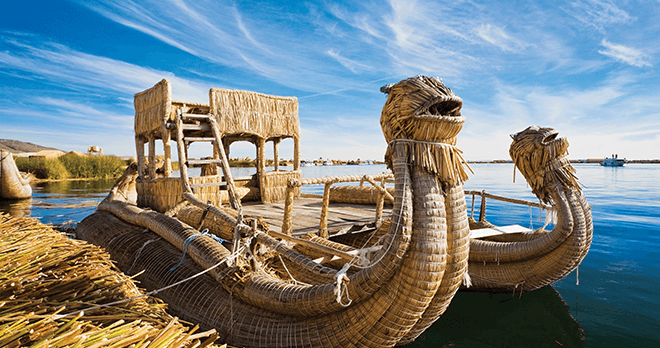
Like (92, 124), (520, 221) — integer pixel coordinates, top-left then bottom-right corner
(2, 163), (658, 347)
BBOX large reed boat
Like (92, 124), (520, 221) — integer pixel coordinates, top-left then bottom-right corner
(77, 76), (591, 347)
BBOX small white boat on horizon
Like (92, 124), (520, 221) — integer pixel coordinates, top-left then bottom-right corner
(601, 154), (626, 167)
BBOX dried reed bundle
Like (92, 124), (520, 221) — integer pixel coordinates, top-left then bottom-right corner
(0, 213), (222, 348)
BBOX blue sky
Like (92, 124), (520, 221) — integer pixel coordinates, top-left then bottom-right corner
(1, 0), (659, 161)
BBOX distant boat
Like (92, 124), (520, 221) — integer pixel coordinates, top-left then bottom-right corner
(1, 150), (32, 199)
(323, 159), (333, 165)
(601, 154), (626, 167)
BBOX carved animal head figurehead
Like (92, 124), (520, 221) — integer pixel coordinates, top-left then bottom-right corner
(380, 76), (465, 145)
(509, 126), (579, 204)
(380, 76), (470, 185)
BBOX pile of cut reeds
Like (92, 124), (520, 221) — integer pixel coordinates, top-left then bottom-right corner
(0, 213), (224, 348)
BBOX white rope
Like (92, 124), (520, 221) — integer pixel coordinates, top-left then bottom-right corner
(128, 237), (160, 274)
(335, 263), (352, 307)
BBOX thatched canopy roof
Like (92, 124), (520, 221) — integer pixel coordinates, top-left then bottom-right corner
(210, 88), (299, 141)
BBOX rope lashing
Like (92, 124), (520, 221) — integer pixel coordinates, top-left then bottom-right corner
(335, 262), (352, 307)
(170, 228), (224, 271)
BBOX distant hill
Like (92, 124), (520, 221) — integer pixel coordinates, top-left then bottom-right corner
(0, 139), (61, 154)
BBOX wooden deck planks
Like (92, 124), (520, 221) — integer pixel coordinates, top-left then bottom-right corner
(241, 197), (390, 236)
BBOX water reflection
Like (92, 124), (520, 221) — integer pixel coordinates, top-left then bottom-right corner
(0, 197), (32, 218)
(1, 179), (115, 225)
(412, 286), (585, 347)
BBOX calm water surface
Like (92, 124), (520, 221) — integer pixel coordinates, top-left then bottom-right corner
(2, 164), (658, 347)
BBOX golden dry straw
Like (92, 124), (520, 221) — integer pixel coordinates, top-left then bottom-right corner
(0, 213), (222, 348)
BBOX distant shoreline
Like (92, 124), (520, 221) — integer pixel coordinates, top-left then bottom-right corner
(466, 159), (660, 164)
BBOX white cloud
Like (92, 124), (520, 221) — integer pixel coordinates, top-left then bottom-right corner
(599, 40), (651, 67)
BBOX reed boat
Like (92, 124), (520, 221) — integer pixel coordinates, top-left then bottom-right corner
(76, 76), (591, 347)
(464, 125), (593, 293)
(77, 76), (472, 347)
(1, 150), (32, 199)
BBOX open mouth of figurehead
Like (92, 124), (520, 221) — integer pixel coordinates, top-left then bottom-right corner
(415, 95), (463, 119)
(542, 129), (560, 145)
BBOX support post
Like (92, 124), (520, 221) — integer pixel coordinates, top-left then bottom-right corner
(273, 138), (281, 172)
(148, 134), (156, 178)
(319, 182), (332, 238)
(175, 110), (191, 193)
(293, 136), (300, 171)
(479, 190), (487, 222)
(282, 185), (295, 235)
(161, 125), (172, 177)
(135, 135), (145, 179)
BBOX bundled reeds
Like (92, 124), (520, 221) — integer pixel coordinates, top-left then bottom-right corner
(0, 213), (223, 348)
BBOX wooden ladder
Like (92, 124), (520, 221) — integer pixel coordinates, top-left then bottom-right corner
(174, 106), (241, 210)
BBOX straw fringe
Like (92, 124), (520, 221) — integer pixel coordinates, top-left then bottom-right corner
(385, 140), (471, 187)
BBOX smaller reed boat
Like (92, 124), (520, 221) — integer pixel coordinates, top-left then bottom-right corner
(1, 150), (32, 199)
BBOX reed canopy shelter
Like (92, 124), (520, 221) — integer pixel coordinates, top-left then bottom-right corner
(133, 79), (301, 212)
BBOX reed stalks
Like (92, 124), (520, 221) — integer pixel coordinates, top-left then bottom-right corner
(0, 213), (224, 348)
(15, 154), (127, 180)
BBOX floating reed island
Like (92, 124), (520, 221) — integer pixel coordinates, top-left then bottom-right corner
(0, 213), (222, 347)
(76, 76), (592, 347)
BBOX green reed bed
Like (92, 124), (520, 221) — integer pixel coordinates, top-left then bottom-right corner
(16, 154), (126, 180)
(0, 213), (224, 348)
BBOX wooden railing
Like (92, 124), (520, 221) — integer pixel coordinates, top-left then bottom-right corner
(282, 173), (394, 237)
(464, 190), (552, 222)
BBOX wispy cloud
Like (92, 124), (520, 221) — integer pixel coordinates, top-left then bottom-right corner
(599, 39), (651, 67)
(474, 24), (528, 53)
(563, 0), (634, 33)
(326, 50), (372, 73)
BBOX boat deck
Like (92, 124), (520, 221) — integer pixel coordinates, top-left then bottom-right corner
(241, 197), (390, 237)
